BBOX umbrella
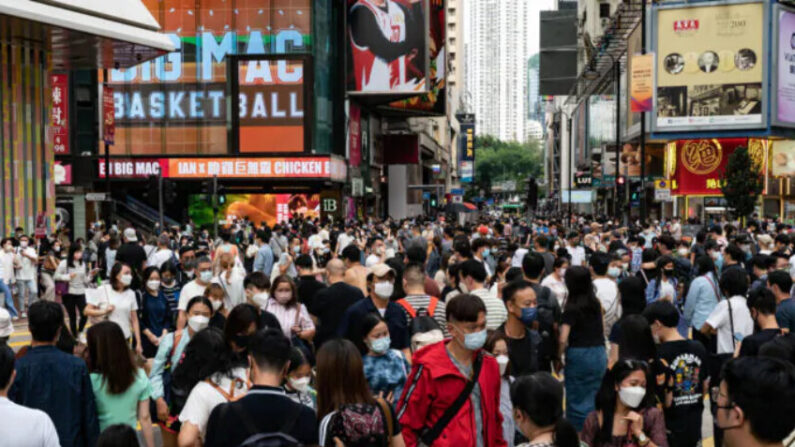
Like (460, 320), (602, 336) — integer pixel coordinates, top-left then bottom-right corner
(445, 202), (478, 213)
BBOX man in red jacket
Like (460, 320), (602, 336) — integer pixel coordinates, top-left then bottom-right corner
(397, 293), (506, 447)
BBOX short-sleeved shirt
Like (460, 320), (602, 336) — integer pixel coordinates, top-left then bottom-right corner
(705, 296), (754, 354)
(776, 298), (795, 332)
(562, 306), (604, 348)
(179, 368), (249, 439)
(87, 285), (139, 339)
(363, 349), (410, 398)
(339, 298), (410, 351)
(263, 299), (315, 339)
(739, 328), (785, 357)
(90, 369), (151, 431)
(178, 280), (208, 311)
(496, 324), (541, 377)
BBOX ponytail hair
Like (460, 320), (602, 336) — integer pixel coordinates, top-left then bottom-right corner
(510, 372), (579, 447)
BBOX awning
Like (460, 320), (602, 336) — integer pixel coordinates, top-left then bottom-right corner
(0, 0), (175, 69)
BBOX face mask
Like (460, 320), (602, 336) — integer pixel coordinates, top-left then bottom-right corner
(519, 306), (538, 325)
(374, 281), (394, 298)
(496, 354), (509, 376)
(187, 315), (210, 332)
(199, 270), (213, 283)
(184, 270), (195, 278)
(652, 329), (661, 344)
(456, 327), (487, 351)
(369, 335), (391, 354)
(146, 280), (161, 291)
(607, 267), (621, 278)
(677, 248), (688, 257)
(120, 274), (133, 286)
(558, 268), (566, 278)
(482, 249), (491, 258)
(53, 246), (61, 253)
(211, 299), (223, 311)
(274, 291), (292, 304)
(618, 386), (646, 408)
(19, 241), (29, 248)
(162, 278), (175, 287)
(710, 251), (720, 260)
(663, 268), (675, 277)
(288, 377), (311, 393)
(459, 280), (470, 293)
(252, 292), (269, 308)
(3, 244), (12, 252)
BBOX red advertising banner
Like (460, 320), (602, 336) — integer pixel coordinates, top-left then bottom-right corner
(98, 156), (348, 181)
(349, 103), (361, 167)
(671, 138), (766, 195)
(50, 74), (69, 154)
(103, 86), (115, 145)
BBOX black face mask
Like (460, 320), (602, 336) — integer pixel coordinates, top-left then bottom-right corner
(663, 269), (675, 277)
(232, 334), (251, 349)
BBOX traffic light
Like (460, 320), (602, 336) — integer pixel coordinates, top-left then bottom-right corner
(430, 193), (438, 208)
(617, 176), (625, 186)
(163, 179), (178, 203)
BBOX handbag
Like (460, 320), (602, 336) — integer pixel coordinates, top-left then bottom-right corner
(417, 352), (483, 447)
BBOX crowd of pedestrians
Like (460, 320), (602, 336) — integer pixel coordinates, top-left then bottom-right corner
(0, 214), (794, 447)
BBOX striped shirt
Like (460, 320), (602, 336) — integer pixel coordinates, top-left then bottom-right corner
(263, 299), (315, 339)
(470, 288), (508, 330)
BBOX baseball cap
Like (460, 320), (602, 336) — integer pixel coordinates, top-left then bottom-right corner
(0, 308), (12, 338)
(368, 263), (395, 279)
(123, 228), (138, 242)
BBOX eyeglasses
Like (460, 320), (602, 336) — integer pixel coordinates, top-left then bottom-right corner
(710, 386), (735, 410)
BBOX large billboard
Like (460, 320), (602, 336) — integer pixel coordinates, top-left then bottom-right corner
(347, 0), (429, 94)
(775, 5), (795, 126)
(654, 2), (765, 131)
(108, 0), (311, 155)
(625, 24), (643, 137)
(670, 138), (766, 195)
(458, 113), (475, 183)
(189, 193), (320, 227)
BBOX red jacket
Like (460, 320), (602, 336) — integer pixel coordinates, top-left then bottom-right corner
(396, 340), (506, 447)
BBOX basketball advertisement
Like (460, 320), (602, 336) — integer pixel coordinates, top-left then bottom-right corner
(347, 0), (429, 94)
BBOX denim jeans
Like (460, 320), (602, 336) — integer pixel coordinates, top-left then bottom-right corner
(16, 279), (37, 311)
(0, 279), (17, 317)
(564, 345), (607, 431)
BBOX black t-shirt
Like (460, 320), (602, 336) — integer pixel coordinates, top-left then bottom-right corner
(115, 242), (147, 274)
(297, 275), (327, 311)
(739, 328), (785, 357)
(562, 306), (604, 347)
(209, 312), (226, 331)
(497, 324), (541, 377)
(309, 281), (365, 349)
(259, 309), (281, 331)
(653, 339), (709, 447)
(205, 386), (318, 447)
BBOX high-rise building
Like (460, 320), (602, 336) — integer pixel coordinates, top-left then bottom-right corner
(464, 0), (541, 142)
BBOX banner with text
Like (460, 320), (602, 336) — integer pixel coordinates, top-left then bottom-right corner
(50, 74), (69, 154)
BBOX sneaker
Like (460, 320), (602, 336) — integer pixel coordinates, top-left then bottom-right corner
(20, 312), (27, 319)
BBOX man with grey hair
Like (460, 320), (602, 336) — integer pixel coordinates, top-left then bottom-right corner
(148, 233), (175, 269)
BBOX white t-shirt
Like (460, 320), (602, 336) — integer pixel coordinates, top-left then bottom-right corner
(148, 248), (175, 269)
(658, 279), (676, 302)
(566, 246), (586, 266)
(87, 284), (138, 339)
(16, 247), (38, 280)
(308, 234), (324, 251)
(336, 233), (354, 254)
(705, 296), (754, 355)
(365, 254), (381, 268)
(179, 367), (249, 439)
(511, 248), (528, 268)
(0, 397), (60, 447)
(593, 278), (621, 337)
(212, 273), (245, 310)
(541, 275), (567, 308)
(179, 280), (209, 311)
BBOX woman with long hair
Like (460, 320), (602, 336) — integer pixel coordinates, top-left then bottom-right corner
(283, 346), (317, 411)
(608, 276), (648, 368)
(265, 275), (315, 342)
(511, 372), (579, 447)
(148, 296), (212, 447)
(645, 256), (677, 304)
(87, 321), (154, 447)
(204, 283), (228, 330)
(684, 255), (721, 353)
(615, 315), (656, 363)
(580, 359), (667, 447)
(176, 326), (247, 446)
(160, 260), (181, 325)
(359, 312), (410, 401)
(138, 266), (173, 360)
(85, 262), (142, 356)
(316, 339), (405, 447)
(557, 266), (608, 431)
(55, 244), (95, 337)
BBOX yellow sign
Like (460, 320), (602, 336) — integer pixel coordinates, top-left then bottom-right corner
(681, 139), (723, 175)
(656, 2), (764, 129)
(631, 54), (654, 113)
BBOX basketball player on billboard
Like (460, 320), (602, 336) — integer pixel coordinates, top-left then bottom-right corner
(348, 0), (426, 92)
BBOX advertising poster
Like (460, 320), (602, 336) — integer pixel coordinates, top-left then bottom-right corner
(655, 2), (764, 130)
(108, 0), (311, 155)
(349, 103), (362, 167)
(50, 74), (69, 154)
(189, 194), (320, 227)
(776, 6), (795, 125)
(626, 24), (642, 135)
(103, 86), (114, 146)
(386, 0), (446, 114)
(458, 113), (475, 183)
(588, 94), (615, 178)
(670, 138), (765, 195)
(235, 57), (305, 153)
(772, 140), (795, 176)
(347, 0), (429, 94)
(631, 54), (654, 113)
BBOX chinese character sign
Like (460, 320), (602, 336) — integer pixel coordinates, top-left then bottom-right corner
(103, 86), (115, 146)
(671, 138), (764, 195)
(50, 74), (69, 154)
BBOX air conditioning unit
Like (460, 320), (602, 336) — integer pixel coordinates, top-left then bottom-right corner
(600, 17), (611, 29)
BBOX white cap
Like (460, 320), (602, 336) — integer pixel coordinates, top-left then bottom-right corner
(123, 228), (138, 242)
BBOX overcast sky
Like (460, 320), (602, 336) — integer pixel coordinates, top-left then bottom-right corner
(528, 0), (558, 56)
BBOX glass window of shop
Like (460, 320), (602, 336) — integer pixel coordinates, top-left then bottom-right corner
(107, 0), (312, 156)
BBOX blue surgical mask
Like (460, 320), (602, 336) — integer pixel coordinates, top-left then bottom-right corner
(199, 270), (213, 283)
(607, 267), (621, 278)
(519, 307), (538, 325)
(482, 249), (491, 258)
(458, 327), (487, 351)
(369, 336), (391, 354)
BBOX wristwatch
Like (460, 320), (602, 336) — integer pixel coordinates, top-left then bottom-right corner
(636, 432), (650, 446)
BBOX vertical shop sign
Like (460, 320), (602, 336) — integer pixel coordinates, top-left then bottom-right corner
(103, 86), (115, 145)
(50, 74), (69, 154)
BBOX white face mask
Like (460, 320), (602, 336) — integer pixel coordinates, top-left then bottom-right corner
(146, 280), (161, 291)
(618, 386), (646, 408)
(274, 291), (292, 304)
(120, 274), (133, 286)
(19, 241), (28, 248)
(374, 281), (394, 298)
(496, 354), (509, 376)
(252, 292), (269, 308)
(558, 268), (566, 278)
(187, 315), (210, 332)
(211, 299), (223, 311)
(459, 280), (469, 294)
(288, 377), (311, 393)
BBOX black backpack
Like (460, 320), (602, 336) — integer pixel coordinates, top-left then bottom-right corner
(229, 398), (303, 447)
